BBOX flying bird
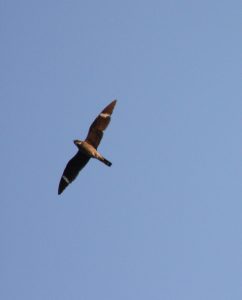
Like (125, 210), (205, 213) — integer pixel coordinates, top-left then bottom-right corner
(58, 100), (117, 195)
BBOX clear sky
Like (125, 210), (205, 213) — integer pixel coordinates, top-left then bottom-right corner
(1, 0), (241, 299)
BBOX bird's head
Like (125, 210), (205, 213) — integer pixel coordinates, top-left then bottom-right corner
(73, 140), (83, 147)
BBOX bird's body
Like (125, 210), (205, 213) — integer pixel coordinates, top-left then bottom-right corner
(74, 140), (112, 166)
(58, 100), (116, 195)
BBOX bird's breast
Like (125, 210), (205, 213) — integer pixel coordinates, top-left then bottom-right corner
(79, 141), (97, 157)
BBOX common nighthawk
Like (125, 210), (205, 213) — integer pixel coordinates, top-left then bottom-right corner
(58, 100), (117, 195)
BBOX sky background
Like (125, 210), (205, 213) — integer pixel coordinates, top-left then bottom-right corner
(1, 0), (242, 299)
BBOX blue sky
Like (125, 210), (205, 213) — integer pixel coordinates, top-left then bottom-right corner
(1, 0), (242, 299)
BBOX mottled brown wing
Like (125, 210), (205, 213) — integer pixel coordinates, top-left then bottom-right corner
(85, 100), (117, 149)
(58, 152), (90, 195)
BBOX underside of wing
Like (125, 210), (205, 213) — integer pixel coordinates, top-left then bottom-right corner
(85, 100), (117, 148)
(58, 152), (90, 194)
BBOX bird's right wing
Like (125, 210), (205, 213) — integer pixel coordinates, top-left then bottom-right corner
(85, 100), (117, 149)
(58, 152), (90, 195)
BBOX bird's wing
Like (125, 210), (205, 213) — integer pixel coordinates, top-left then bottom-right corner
(58, 152), (90, 194)
(85, 100), (117, 149)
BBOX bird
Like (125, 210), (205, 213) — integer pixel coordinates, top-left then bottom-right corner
(58, 100), (117, 195)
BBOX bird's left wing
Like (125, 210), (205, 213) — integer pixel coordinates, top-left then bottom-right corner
(58, 152), (90, 194)
(85, 100), (117, 149)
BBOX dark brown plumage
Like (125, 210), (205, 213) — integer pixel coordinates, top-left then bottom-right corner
(58, 100), (117, 195)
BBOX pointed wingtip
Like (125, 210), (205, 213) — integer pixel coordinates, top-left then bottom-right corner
(102, 100), (117, 115)
(109, 99), (117, 108)
(58, 182), (66, 195)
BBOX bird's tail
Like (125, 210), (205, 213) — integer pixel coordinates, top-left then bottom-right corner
(100, 157), (112, 167)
